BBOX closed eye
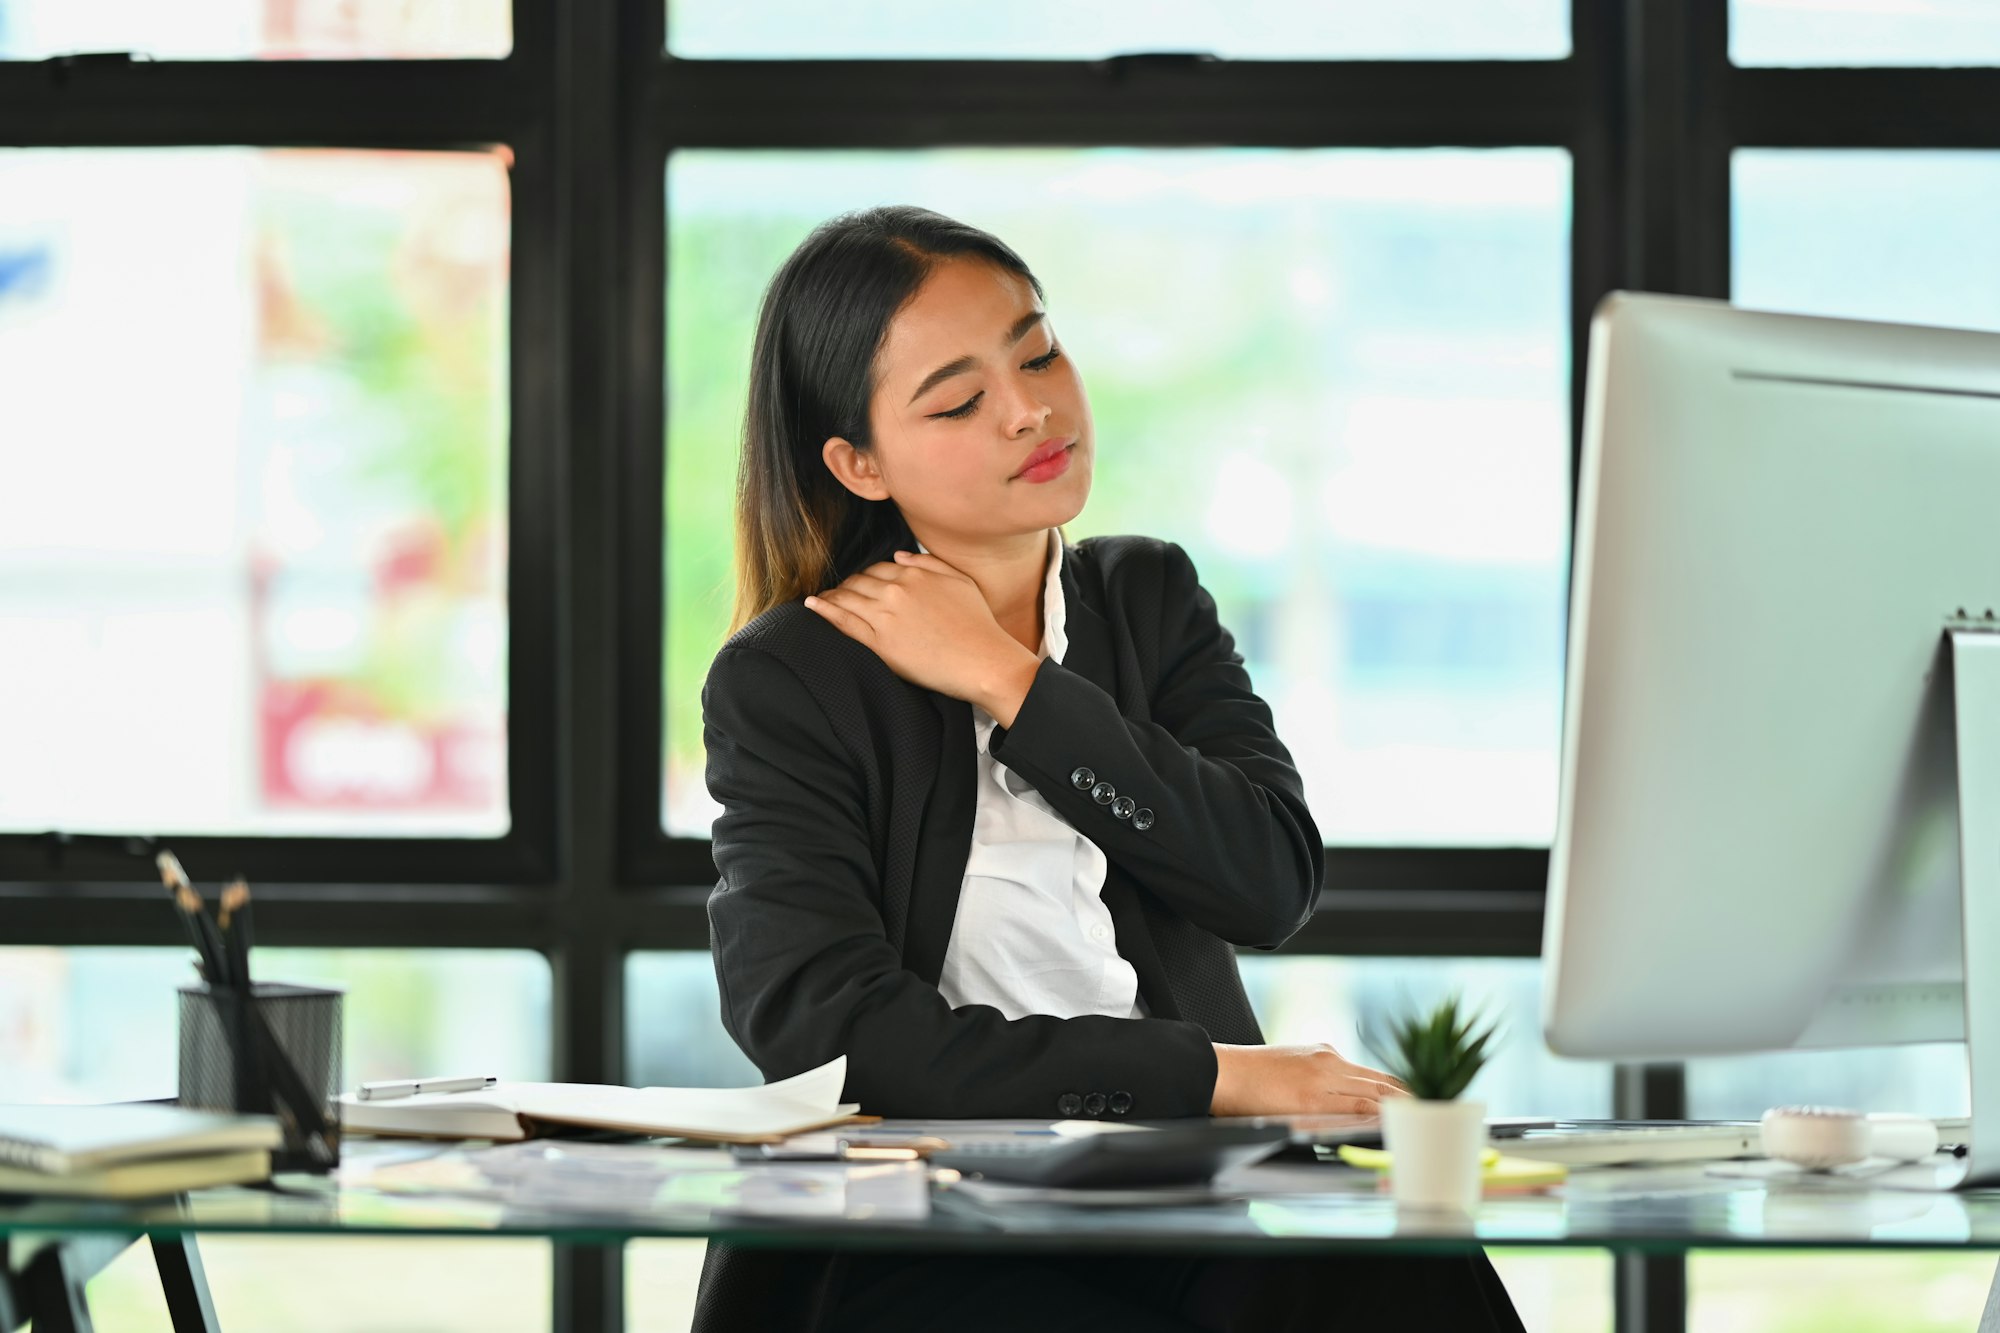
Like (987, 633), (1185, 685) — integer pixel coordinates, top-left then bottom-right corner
(927, 345), (1063, 421)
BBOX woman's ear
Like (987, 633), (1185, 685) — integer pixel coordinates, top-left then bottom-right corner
(821, 436), (892, 502)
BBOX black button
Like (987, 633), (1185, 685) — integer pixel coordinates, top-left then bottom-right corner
(1111, 796), (1135, 820)
(1132, 808), (1155, 831)
(1109, 1091), (1133, 1115)
(1083, 1092), (1108, 1116)
(1090, 780), (1116, 805)
(1070, 767), (1095, 791)
(1057, 1092), (1083, 1116)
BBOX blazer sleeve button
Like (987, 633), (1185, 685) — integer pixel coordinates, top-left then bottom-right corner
(1090, 781), (1116, 805)
(1109, 1091), (1133, 1114)
(1057, 1092), (1083, 1116)
(1111, 796), (1135, 820)
(1132, 808), (1155, 831)
(1070, 767), (1096, 791)
(1083, 1093), (1108, 1116)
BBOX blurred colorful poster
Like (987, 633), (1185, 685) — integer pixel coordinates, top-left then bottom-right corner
(0, 148), (511, 836)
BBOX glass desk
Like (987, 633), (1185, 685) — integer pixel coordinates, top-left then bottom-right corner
(5, 1135), (2000, 1331)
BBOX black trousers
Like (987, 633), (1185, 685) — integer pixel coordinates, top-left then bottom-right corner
(818, 1250), (1527, 1333)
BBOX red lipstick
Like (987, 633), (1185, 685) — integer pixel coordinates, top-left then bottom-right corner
(1013, 437), (1075, 484)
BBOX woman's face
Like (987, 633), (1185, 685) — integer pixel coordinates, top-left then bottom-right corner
(823, 256), (1093, 548)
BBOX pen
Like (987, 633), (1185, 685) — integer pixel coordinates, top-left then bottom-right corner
(358, 1075), (499, 1101)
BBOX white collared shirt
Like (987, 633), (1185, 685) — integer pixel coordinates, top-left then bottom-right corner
(935, 530), (1144, 1022)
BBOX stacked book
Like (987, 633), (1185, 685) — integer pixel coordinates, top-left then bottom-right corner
(0, 1103), (281, 1199)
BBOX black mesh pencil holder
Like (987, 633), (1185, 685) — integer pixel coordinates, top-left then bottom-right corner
(178, 982), (343, 1174)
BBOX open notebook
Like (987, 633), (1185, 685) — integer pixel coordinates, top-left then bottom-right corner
(337, 1056), (860, 1144)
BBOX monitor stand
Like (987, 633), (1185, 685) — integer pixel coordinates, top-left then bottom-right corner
(1949, 625), (1999, 1190)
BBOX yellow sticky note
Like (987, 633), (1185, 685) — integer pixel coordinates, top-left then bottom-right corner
(1336, 1144), (1501, 1172)
(1334, 1144), (1565, 1190)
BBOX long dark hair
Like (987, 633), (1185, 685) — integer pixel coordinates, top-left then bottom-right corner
(730, 205), (1045, 634)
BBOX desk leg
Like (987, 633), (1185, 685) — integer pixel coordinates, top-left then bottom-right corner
(17, 1235), (130, 1333)
(150, 1234), (221, 1333)
(0, 1238), (21, 1333)
(1615, 1253), (1686, 1333)
(553, 1241), (623, 1333)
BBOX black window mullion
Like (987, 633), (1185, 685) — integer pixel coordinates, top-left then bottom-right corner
(0, 837), (550, 888)
(1728, 68), (2000, 149)
(1617, 0), (1729, 298)
(0, 880), (558, 948)
(509, 121), (568, 890)
(653, 57), (1578, 148)
(0, 60), (534, 146)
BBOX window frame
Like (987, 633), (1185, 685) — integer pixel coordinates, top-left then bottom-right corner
(8, 2), (2000, 1328)
(0, 52), (561, 888)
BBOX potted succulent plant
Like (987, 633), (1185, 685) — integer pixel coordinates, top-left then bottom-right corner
(1362, 993), (1502, 1211)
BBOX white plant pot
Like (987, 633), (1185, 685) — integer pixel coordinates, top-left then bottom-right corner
(1381, 1098), (1487, 1212)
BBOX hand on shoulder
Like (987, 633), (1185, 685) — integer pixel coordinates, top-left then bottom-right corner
(804, 550), (1041, 724)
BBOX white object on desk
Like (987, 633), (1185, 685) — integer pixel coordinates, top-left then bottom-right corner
(1503, 1122), (1762, 1167)
(1381, 1098), (1486, 1212)
(1758, 1108), (1946, 1170)
(1864, 1113), (1941, 1163)
(1761, 1106), (1871, 1169)
(337, 1056), (858, 1143)
(1049, 1119), (1150, 1138)
(358, 1075), (498, 1102)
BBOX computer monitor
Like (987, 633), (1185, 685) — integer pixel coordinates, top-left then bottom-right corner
(1540, 292), (2000, 1188)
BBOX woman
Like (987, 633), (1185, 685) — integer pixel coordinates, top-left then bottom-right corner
(696, 205), (1523, 1332)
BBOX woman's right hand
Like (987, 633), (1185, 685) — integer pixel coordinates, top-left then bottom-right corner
(1209, 1042), (1409, 1116)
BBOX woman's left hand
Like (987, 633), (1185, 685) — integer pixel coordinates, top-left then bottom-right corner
(805, 551), (1041, 725)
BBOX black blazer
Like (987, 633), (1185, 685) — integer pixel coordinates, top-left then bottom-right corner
(702, 531), (1325, 1122)
(694, 530), (1325, 1331)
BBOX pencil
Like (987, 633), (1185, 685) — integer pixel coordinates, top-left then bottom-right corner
(155, 850), (193, 899)
(157, 852), (210, 965)
(220, 878), (253, 989)
(161, 851), (230, 987)
(174, 880), (230, 988)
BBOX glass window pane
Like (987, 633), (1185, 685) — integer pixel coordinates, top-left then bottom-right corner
(0, 946), (550, 1101)
(1, 944), (553, 1328)
(1686, 1045), (1968, 1121)
(663, 149), (1572, 847)
(1239, 955), (1612, 1117)
(1485, 1250), (1613, 1333)
(1691, 1252), (1998, 1332)
(0, 148), (511, 837)
(628, 1239), (708, 1333)
(85, 1235), (553, 1333)
(1731, 0), (2000, 67)
(0, 0), (511, 59)
(667, 0), (1569, 60)
(1734, 151), (2000, 333)
(625, 951), (763, 1088)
